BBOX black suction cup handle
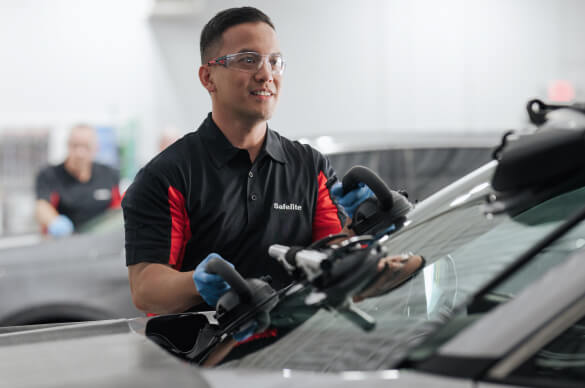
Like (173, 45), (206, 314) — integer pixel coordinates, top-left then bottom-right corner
(342, 166), (393, 211)
(205, 257), (252, 302)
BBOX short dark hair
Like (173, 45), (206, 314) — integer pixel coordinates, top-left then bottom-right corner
(200, 6), (275, 64)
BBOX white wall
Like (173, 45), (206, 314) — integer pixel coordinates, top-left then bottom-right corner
(178, 0), (585, 137)
(0, 0), (157, 161)
(1, 0), (584, 163)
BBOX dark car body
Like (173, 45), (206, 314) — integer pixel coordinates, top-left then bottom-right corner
(0, 210), (140, 325)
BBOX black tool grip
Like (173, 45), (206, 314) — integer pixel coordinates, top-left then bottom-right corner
(205, 257), (252, 302)
(342, 166), (393, 211)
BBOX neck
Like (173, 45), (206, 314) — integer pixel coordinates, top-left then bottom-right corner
(64, 159), (92, 182)
(211, 111), (267, 163)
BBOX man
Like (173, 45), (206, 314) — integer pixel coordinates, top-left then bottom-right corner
(122, 7), (388, 324)
(35, 124), (122, 237)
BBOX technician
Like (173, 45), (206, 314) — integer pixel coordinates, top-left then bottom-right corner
(122, 7), (371, 326)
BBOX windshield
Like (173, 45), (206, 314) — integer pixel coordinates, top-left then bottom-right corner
(222, 185), (585, 372)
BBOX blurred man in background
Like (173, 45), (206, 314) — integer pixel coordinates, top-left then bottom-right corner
(35, 124), (122, 237)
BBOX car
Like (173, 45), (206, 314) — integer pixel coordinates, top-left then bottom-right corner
(0, 209), (140, 325)
(1, 100), (584, 387)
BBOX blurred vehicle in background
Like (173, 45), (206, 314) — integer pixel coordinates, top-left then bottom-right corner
(0, 209), (139, 325)
(299, 131), (498, 203)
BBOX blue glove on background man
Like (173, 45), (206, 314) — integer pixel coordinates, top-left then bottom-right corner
(331, 182), (375, 218)
(193, 253), (233, 307)
(47, 215), (74, 237)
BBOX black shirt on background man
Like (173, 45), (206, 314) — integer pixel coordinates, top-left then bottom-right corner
(36, 162), (121, 229)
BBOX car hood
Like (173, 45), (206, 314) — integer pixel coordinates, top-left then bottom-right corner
(201, 367), (472, 387)
(0, 227), (124, 266)
(0, 318), (210, 388)
(0, 318), (472, 388)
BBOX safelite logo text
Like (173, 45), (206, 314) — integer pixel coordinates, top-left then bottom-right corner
(273, 202), (303, 211)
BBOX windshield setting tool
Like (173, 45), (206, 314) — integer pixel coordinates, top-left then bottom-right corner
(526, 98), (585, 125)
(205, 257), (279, 336)
(341, 165), (413, 237)
(145, 257), (279, 364)
(269, 237), (390, 331)
(487, 100), (585, 216)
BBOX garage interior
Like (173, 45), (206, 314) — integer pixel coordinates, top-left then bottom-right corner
(1, 2), (585, 387)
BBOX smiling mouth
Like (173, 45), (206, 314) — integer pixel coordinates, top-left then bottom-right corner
(251, 90), (273, 96)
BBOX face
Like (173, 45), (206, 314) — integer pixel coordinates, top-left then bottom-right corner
(66, 126), (97, 170)
(201, 22), (282, 123)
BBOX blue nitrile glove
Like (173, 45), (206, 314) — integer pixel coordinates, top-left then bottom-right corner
(47, 215), (74, 237)
(331, 182), (375, 218)
(193, 253), (233, 307)
(233, 320), (258, 342)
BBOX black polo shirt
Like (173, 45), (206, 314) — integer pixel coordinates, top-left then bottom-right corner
(35, 162), (121, 229)
(122, 114), (346, 289)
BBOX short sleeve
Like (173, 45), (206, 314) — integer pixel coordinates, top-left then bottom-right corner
(35, 167), (55, 202)
(122, 166), (191, 270)
(312, 152), (347, 242)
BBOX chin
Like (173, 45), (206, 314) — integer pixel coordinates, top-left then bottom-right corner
(258, 105), (277, 120)
(260, 111), (274, 121)
(243, 110), (275, 122)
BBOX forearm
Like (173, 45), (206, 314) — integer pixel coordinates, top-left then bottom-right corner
(35, 199), (59, 227)
(128, 262), (204, 314)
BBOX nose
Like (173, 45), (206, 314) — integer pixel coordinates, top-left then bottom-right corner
(254, 57), (274, 83)
(70, 144), (90, 159)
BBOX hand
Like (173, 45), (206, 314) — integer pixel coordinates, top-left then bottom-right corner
(353, 254), (425, 303)
(233, 320), (258, 342)
(47, 215), (74, 237)
(331, 182), (375, 218)
(193, 253), (233, 307)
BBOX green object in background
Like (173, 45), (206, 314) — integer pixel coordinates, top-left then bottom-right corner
(118, 118), (139, 181)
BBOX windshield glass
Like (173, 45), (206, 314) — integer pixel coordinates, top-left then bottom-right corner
(223, 185), (585, 372)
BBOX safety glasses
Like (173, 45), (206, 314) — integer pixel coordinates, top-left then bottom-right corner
(207, 51), (285, 75)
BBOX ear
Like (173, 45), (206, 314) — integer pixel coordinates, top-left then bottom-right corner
(198, 65), (215, 93)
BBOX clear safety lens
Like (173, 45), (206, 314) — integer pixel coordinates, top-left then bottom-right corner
(211, 52), (285, 75)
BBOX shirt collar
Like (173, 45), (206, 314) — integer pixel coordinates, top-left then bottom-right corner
(263, 126), (287, 164)
(200, 114), (240, 169)
(200, 113), (287, 168)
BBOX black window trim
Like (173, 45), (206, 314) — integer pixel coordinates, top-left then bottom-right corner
(487, 291), (585, 381)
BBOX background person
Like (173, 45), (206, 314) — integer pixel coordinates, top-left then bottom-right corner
(35, 123), (122, 237)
